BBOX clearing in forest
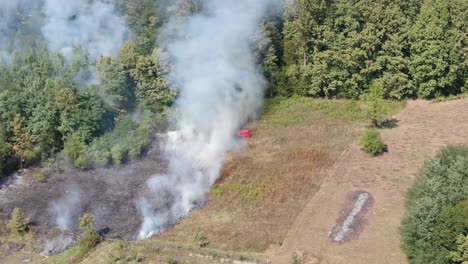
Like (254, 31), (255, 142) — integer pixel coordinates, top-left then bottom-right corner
(268, 98), (468, 264)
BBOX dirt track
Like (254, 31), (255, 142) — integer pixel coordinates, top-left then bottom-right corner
(268, 99), (468, 264)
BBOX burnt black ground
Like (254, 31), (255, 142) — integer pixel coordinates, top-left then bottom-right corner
(0, 140), (166, 241)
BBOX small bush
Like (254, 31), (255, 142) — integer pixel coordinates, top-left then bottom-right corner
(7, 207), (28, 235)
(32, 169), (47, 182)
(167, 257), (179, 264)
(79, 230), (101, 250)
(111, 145), (126, 165)
(74, 154), (91, 170)
(128, 145), (142, 159)
(450, 234), (468, 263)
(63, 133), (87, 168)
(192, 231), (210, 248)
(290, 253), (304, 264)
(92, 149), (111, 167)
(79, 213), (95, 232)
(359, 129), (385, 155)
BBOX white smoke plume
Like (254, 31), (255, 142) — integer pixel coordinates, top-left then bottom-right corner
(43, 233), (74, 255)
(0, 0), (128, 62)
(137, 0), (280, 239)
(41, 0), (128, 60)
(48, 188), (82, 231)
(44, 188), (81, 254)
(0, 0), (42, 63)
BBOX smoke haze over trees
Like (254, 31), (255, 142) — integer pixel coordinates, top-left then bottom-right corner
(0, 0), (467, 176)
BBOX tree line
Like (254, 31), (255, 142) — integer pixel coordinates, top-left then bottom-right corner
(262, 0), (467, 99)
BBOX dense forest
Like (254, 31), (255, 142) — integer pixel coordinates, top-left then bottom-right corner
(0, 0), (467, 175)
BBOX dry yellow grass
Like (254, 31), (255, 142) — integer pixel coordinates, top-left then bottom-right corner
(155, 98), (405, 253)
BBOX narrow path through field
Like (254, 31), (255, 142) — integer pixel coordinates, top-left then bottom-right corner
(268, 99), (468, 264)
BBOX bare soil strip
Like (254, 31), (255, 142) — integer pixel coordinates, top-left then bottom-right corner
(268, 99), (468, 264)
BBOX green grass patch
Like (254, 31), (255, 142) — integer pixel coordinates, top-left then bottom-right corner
(211, 187), (225, 197)
(246, 178), (276, 202)
(262, 96), (405, 127)
(45, 244), (93, 264)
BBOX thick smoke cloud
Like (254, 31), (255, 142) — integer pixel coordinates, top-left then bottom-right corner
(0, 0), (42, 62)
(137, 0), (279, 239)
(41, 0), (128, 59)
(0, 0), (128, 62)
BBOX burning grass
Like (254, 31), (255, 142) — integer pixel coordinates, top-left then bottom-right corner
(153, 98), (405, 252)
(0, 98), (404, 262)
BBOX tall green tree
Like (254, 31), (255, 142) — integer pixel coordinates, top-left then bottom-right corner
(97, 56), (135, 111)
(283, 0), (328, 67)
(0, 127), (9, 174)
(130, 50), (175, 112)
(410, 0), (456, 98)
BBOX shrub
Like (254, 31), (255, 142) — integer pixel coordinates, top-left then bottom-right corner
(128, 145), (142, 159)
(192, 231), (209, 248)
(79, 230), (101, 250)
(359, 129), (385, 155)
(63, 133), (87, 167)
(289, 253), (304, 264)
(79, 213), (95, 232)
(32, 169), (47, 182)
(74, 154), (90, 170)
(449, 234), (468, 263)
(7, 207), (28, 235)
(92, 149), (111, 167)
(110, 145), (126, 165)
(78, 213), (100, 251)
(167, 257), (179, 264)
(401, 145), (468, 264)
(85, 115), (151, 168)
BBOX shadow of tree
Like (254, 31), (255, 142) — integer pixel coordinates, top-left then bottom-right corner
(380, 118), (399, 129)
(369, 118), (399, 129)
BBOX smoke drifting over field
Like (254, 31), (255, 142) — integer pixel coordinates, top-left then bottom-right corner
(137, 0), (279, 239)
